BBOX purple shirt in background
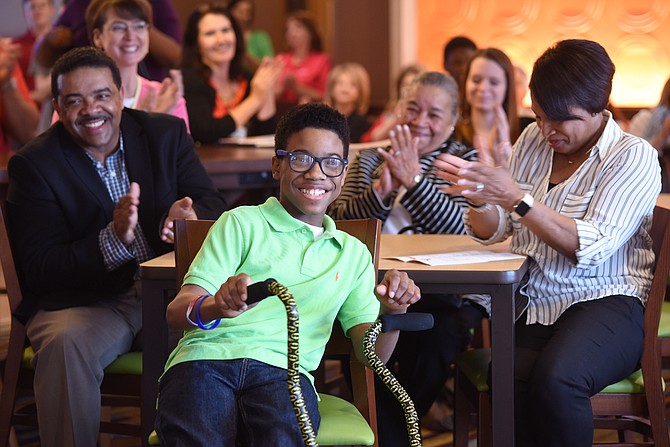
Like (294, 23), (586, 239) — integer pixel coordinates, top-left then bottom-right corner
(53, 0), (182, 81)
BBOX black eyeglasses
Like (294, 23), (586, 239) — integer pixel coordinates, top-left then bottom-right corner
(276, 150), (348, 178)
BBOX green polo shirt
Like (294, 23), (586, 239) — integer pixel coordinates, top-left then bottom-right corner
(163, 197), (380, 383)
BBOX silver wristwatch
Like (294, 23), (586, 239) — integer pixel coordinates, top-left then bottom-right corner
(408, 173), (423, 190)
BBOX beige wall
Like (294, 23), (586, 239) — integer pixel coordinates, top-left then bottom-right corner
(417, 0), (670, 108)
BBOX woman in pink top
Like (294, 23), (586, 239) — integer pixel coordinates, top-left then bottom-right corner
(85, 0), (189, 130)
(275, 10), (330, 111)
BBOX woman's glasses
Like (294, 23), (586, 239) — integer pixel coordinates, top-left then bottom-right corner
(107, 20), (149, 35)
(276, 150), (347, 177)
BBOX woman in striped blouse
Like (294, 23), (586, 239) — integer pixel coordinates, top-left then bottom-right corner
(436, 39), (660, 447)
(329, 71), (488, 446)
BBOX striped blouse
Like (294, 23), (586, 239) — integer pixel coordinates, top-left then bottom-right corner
(329, 138), (477, 235)
(465, 111), (661, 325)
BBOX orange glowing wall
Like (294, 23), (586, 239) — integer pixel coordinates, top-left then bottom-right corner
(417, 0), (670, 108)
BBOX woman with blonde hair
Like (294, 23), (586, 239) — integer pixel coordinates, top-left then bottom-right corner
(324, 62), (371, 143)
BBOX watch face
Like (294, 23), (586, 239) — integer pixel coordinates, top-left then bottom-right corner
(515, 199), (531, 217)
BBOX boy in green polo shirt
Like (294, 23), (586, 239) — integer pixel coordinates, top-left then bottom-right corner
(155, 103), (421, 445)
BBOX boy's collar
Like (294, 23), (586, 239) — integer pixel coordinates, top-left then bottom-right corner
(260, 197), (344, 246)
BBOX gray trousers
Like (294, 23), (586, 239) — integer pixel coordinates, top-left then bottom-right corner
(26, 283), (143, 447)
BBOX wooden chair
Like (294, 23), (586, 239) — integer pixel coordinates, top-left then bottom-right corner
(0, 201), (144, 447)
(453, 205), (670, 447)
(150, 218), (381, 446)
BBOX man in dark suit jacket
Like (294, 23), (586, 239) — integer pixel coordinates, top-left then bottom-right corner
(6, 47), (227, 447)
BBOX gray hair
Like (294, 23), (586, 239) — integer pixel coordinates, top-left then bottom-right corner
(402, 71), (459, 117)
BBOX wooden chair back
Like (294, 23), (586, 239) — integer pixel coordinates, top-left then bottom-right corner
(0, 200), (33, 446)
(591, 205), (670, 446)
(173, 217), (381, 445)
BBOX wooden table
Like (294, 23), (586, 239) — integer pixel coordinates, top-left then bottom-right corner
(657, 193), (670, 210)
(0, 146), (276, 192)
(196, 145), (276, 191)
(379, 234), (529, 447)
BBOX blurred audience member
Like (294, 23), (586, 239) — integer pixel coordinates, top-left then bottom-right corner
(632, 78), (670, 151)
(228, 0), (274, 73)
(456, 48), (520, 154)
(442, 35), (476, 87)
(275, 10), (330, 111)
(514, 64), (534, 132)
(181, 3), (281, 145)
(324, 62), (371, 143)
(0, 38), (40, 152)
(14, 0), (57, 101)
(361, 63), (424, 143)
(84, 0), (189, 127)
(34, 0), (182, 81)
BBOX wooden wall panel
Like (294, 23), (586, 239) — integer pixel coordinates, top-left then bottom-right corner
(417, 0), (670, 107)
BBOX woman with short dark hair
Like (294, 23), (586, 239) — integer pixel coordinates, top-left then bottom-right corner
(436, 39), (660, 446)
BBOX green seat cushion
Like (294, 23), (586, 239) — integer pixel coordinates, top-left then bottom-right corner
(600, 369), (645, 394)
(455, 348), (491, 392)
(22, 347), (142, 375)
(148, 430), (160, 446)
(315, 393), (375, 445)
(148, 393), (375, 446)
(658, 301), (670, 337)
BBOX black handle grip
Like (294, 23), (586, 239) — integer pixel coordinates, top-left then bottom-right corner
(379, 313), (434, 332)
(245, 278), (277, 305)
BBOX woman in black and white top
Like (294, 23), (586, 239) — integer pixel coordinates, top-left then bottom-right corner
(329, 71), (486, 447)
(436, 39), (660, 447)
(329, 70), (476, 235)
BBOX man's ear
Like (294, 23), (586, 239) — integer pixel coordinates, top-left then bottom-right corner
(271, 156), (281, 180)
(52, 97), (61, 120)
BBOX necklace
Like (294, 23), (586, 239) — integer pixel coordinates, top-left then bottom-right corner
(566, 146), (594, 164)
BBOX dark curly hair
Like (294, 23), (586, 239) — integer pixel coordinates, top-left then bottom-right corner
(530, 39), (614, 121)
(51, 46), (122, 99)
(182, 2), (246, 82)
(275, 103), (349, 159)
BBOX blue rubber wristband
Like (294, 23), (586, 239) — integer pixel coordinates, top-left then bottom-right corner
(194, 294), (220, 330)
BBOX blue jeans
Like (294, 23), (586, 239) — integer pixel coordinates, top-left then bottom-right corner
(155, 358), (321, 447)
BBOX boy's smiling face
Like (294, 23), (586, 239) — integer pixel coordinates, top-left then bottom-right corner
(272, 127), (347, 227)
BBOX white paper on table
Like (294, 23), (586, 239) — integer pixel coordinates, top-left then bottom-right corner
(388, 250), (525, 266)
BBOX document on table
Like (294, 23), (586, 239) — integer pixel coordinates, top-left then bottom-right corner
(388, 250), (525, 266)
(218, 134), (275, 147)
